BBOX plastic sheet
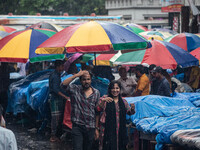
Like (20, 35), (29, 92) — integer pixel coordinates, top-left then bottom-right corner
(170, 129), (200, 149)
(125, 95), (200, 150)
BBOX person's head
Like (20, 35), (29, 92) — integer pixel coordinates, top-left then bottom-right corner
(108, 80), (121, 98)
(135, 65), (145, 78)
(80, 71), (93, 89)
(149, 64), (156, 77)
(151, 66), (163, 79)
(118, 66), (127, 79)
(55, 60), (65, 73)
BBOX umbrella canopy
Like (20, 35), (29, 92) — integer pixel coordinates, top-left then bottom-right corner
(0, 29), (64, 63)
(26, 21), (64, 32)
(165, 33), (200, 52)
(0, 31), (9, 39)
(150, 28), (178, 35)
(140, 31), (173, 39)
(141, 40), (199, 69)
(0, 25), (16, 33)
(190, 47), (200, 60)
(124, 24), (146, 34)
(124, 23), (148, 31)
(114, 49), (146, 65)
(141, 34), (164, 41)
(35, 21), (151, 54)
(93, 51), (122, 66)
(113, 40), (199, 69)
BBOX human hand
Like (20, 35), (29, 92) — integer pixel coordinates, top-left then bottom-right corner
(102, 97), (113, 103)
(76, 70), (89, 77)
(95, 128), (99, 140)
(130, 103), (135, 111)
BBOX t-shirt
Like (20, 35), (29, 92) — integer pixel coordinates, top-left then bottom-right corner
(117, 77), (137, 97)
(156, 77), (171, 97)
(136, 74), (150, 96)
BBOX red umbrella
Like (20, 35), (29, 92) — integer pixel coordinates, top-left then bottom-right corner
(0, 25), (16, 33)
(190, 47), (200, 60)
(141, 39), (199, 69)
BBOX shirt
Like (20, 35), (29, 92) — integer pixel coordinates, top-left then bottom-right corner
(66, 84), (100, 128)
(49, 70), (64, 98)
(117, 77), (137, 97)
(156, 77), (171, 97)
(136, 74), (150, 96)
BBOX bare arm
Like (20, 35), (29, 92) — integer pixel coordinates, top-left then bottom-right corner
(62, 70), (89, 86)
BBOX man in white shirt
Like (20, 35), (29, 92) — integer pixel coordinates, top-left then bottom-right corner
(117, 66), (137, 97)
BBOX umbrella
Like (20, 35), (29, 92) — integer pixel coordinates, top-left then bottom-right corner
(141, 40), (199, 69)
(93, 51), (122, 66)
(124, 23), (148, 31)
(165, 33), (200, 52)
(113, 49), (146, 65)
(113, 40), (199, 69)
(190, 47), (200, 62)
(150, 28), (178, 35)
(35, 21), (151, 54)
(124, 24), (146, 34)
(0, 28), (65, 63)
(26, 21), (64, 32)
(0, 25), (16, 33)
(0, 31), (9, 39)
(64, 53), (83, 72)
(140, 31), (173, 39)
(141, 34), (164, 41)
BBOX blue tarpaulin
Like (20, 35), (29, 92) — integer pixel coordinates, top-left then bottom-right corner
(125, 95), (200, 150)
(8, 70), (109, 118)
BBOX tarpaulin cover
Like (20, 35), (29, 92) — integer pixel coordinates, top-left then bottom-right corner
(173, 92), (200, 107)
(170, 129), (200, 149)
(125, 95), (200, 150)
(8, 70), (109, 119)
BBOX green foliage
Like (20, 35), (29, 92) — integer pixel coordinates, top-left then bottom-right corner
(0, 0), (107, 15)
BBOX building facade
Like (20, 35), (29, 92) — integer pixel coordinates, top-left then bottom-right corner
(105, 0), (200, 29)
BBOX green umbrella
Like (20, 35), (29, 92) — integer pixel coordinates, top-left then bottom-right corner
(113, 49), (146, 65)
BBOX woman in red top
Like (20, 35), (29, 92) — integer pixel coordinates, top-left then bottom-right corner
(96, 80), (135, 150)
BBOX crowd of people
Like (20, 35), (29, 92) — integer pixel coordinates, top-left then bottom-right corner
(0, 56), (200, 150)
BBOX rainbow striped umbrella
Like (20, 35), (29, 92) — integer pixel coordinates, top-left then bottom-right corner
(0, 31), (9, 39)
(140, 31), (173, 39)
(0, 25), (16, 33)
(165, 33), (200, 52)
(36, 21), (151, 54)
(0, 29), (64, 63)
(190, 47), (200, 64)
(114, 40), (199, 69)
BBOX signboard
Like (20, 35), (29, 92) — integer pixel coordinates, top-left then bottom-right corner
(161, 0), (185, 12)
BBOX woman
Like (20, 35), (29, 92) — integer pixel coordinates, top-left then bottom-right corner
(96, 80), (135, 150)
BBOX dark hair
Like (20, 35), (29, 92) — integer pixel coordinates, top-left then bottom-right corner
(79, 71), (93, 80)
(54, 60), (65, 68)
(118, 66), (126, 72)
(108, 80), (122, 98)
(149, 64), (156, 71)
(135, 65), (144, 74)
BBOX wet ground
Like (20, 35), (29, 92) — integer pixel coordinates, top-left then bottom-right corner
(6, 114), (72, 150)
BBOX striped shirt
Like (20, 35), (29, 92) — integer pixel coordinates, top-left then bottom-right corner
(66, 84), (100, 128)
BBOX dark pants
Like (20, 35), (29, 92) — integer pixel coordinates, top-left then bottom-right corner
(72, 123), (95, 150)
(0, 91), (8, 116)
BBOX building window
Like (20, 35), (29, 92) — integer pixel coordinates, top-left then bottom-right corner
(123, 15), (132, 20)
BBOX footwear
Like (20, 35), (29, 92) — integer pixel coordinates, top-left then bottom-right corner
(50, 136), (61, 142)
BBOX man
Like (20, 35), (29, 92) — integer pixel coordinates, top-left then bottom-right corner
(62, 70), (100, 150)
(49, 60), (68, 142)
(117, 66), (137, 97)
(151, 66), (171, 97)
(187, 66), (200, 91)
(133, 65), (150, 96)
